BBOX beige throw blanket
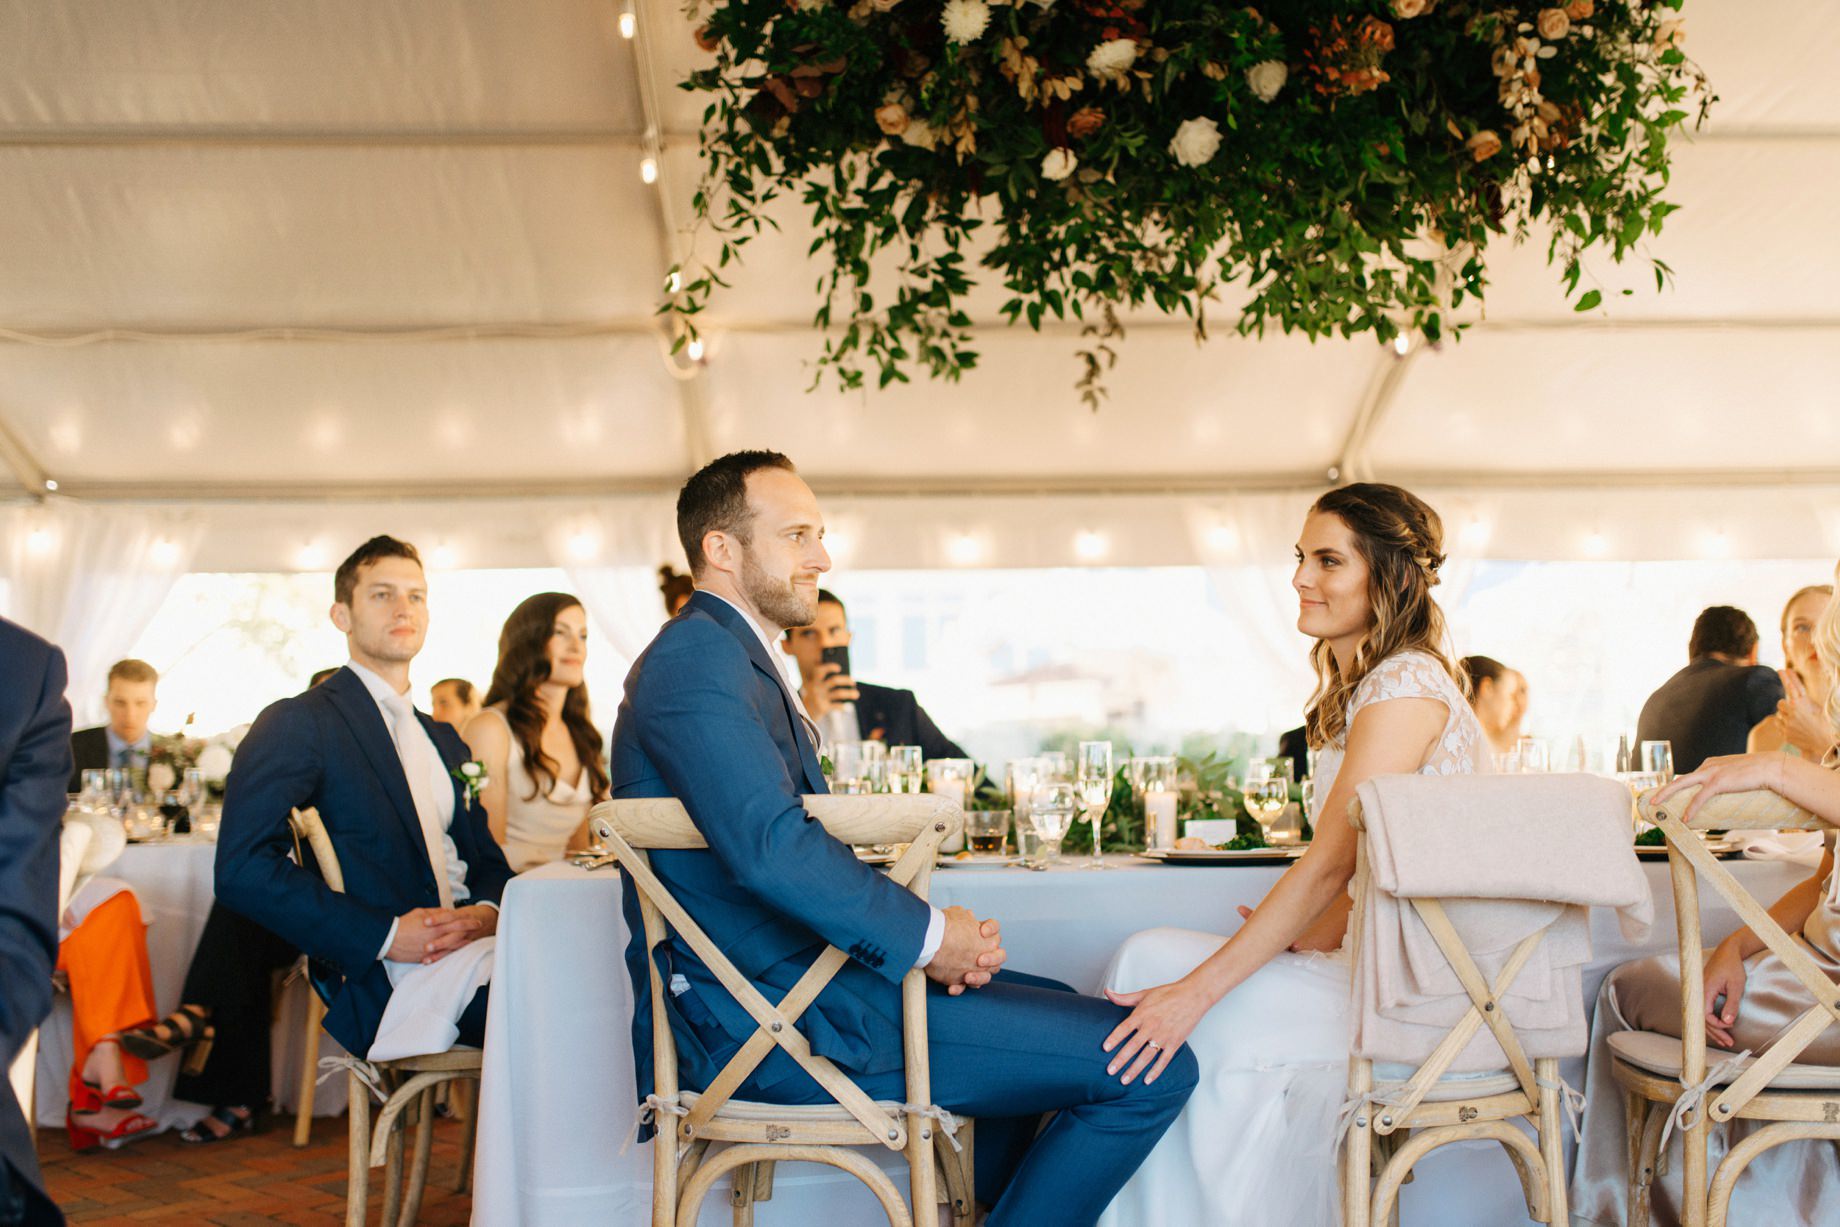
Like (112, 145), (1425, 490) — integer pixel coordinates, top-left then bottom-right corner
(1352, 773), (1653, 1072)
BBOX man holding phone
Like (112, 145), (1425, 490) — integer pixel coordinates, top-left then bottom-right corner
(782, 590), (970, 760)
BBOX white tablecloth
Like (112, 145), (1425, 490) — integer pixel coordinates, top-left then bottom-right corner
(34, 839), (349, 1130)
(471, 855), (1805, 1226)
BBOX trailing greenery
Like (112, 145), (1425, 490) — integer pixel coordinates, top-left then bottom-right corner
(670, 0), (1710, 404)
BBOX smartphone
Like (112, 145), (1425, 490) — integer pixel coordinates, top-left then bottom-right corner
(820, 644), (852, 677)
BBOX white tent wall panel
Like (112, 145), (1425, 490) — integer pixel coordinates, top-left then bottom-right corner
(0, 335), (687, 484)
(0, 0), (639, 130)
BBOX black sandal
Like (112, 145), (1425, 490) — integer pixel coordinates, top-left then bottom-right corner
(178, 1105), (257, 1145)
(114, 1004), (213, 1061)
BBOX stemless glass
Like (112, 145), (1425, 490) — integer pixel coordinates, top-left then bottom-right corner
(887, 745), (924, 794)
(1515, 737), (1550, 774)
(1076, 741), (1113, 869)
(1244, 758), (1292, 843)
(1029, 782), (1076, 865)
(1639, 740), (1674, 784)
(965, 809), (1012, 855)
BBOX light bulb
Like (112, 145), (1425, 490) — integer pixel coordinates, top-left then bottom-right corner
(567, 530), (601, 562)
(150, 538), (180, 567)
(1074, 530), (1109, 562)
(430, 543), (459, 570)
(296, 542), (327, 569)
(640, 156), (658, 185)
(946, 534), (984, 566)
(43, 478), (59, 492)
(618, 5), (635, 38)
(1392, 334), (1411, 356)
(686, 337), (705, 362)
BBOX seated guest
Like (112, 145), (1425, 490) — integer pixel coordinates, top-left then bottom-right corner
(1575, 585), (1840, 1222)
(216, 536), (512, 1063)
(67, 658), (160, 793)
(658, 564), (695, 618)
(429, 677), (481, 730)
(1749, 584), (1836, 760)
(1637, 605), (1784, 775)
(782, 589), (970, 758)
(110, 668), (344, 1145)
(612, 451), (1196, 1226)
(462, 594), (608, 871)
(1, 616), (72, 1219)
(1276, 726), (1309, 780)
(57, 806), (159, 1151)
(1460, 654), (1528, 755)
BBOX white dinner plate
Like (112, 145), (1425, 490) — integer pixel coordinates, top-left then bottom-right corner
(936, 854), (1024, 869)
(1136, 847), (1304, 865)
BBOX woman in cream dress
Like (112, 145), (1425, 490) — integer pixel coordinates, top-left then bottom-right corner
(1573, 569), (1840, 1226)
(1095, 484), (1486, 1227)
(463, 593), (609, 871)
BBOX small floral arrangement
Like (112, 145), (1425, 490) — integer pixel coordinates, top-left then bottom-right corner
(146, 734), (204, 797)
(669, 0), (1711, 405)
(453, 760), (490, 803)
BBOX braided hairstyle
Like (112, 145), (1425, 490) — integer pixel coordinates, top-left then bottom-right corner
(1303, 483), (1464, 750)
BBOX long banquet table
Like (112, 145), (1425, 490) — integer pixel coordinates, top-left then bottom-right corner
(472, 853), (1804, 1226)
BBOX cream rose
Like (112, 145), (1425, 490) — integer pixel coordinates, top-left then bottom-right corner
(1390, 0), (1430, 18)
(1564, 0), (1593, 19)
(1041, 147), (1078, 180)
(902, 117), (938, 150)
(941, 0), (990, 43)
(148, 762), (177, 797)
(875, 103), (910, 135)
(1654, 16), (1686, 50)
(1086, 38), (1138, 81)
(1467, 130), (1503, 162)
(1536, 8), (1570, 40)
(1168, 116), (1223, 167)
(1246, 59), (1287, 102)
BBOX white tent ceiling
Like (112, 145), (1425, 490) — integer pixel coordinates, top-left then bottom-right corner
(1, 1), (1837, 570)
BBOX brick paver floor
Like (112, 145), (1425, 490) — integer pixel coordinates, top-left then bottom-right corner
(37, 1114), (474, 1225)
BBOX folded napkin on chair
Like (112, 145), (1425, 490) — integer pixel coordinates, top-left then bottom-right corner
(1352, 773), (1654, 1071)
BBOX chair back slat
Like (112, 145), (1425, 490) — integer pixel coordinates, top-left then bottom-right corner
(288, 807), (344, 893)
(598, 796), (962, 1153)
(1640, 785), (1820, 832)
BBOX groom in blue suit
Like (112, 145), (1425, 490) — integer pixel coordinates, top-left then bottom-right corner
(611, 452), (1196, 1226)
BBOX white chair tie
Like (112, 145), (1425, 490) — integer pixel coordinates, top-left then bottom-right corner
(1335, 1085), (1416, 1143)
(619, 1093), (691, 1157)
(317, 1054), (388, 1103)
(1535, 1074), (1588, 1140)
(1657, 1050), (1752, 1157)
(901, 1103), (965, 1153)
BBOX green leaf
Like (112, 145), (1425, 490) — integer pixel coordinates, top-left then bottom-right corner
(1575, 289), (1603, 312)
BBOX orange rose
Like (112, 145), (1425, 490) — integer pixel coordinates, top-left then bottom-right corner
(1536, 8), (1570, 40)
(693, 24), (722, 52)
(1067, 106), (1107, 139)
(1564, 0), (1593, 20)
(1467, 130), (1502, 162)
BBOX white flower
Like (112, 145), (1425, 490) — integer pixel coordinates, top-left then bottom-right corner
(1246, 59), (1287, 102)
(1168, 116), (1223, 167)
(197, 742), (235, 783)
(902, 116), (939, 149)
(1041, 147), (1078, 180)
(1653, 16), (1685, 50)
(148, 762), (177, 796)
(1086, 38), (1138, 81)
(941, 0), (990, 43)
(460, 761), (485, 779)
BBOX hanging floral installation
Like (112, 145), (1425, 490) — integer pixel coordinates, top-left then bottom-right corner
(666, 0), (1710, 405)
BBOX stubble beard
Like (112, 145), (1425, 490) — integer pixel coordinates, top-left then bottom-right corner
(740, 549), (816, 631)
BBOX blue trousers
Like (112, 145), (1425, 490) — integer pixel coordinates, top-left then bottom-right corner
(729, 971), (1197, 1227)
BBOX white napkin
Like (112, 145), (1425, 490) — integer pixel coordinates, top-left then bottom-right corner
(1733, 829), (1825, 868)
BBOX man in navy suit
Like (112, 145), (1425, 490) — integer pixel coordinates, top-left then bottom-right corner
(216, 537), (513, 1058)
(612, 452), (1196, 1227)
(0, 618), (71, 1226)
(782, 590), (970, 760)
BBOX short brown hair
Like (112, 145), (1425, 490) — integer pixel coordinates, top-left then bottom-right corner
(334, 535), (422, 605)
(432, 677), (475, 704)
(1689, 606), (1759, 660)
(106, 659), (158, 688)
(675, 450), (796, 575)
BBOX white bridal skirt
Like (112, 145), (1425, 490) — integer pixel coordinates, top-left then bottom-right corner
(1097, 927), (1352, 1227)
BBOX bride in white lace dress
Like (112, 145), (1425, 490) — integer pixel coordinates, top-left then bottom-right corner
(1096, 484), (1487, 1227)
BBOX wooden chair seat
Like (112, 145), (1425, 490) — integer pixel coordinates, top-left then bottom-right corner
(680, 1090), (967, 1149)
(1371, 1065), (1521, 1102)
(1611, 1031), (1840, 1092)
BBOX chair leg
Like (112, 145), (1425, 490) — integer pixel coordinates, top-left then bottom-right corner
(455, 1077), (480, 1195)
(729, 1162), (757, 1227)
(1343, 1120), (1373, 1227)
(346, 1071), (371, 1227)
(1535, 1060), (1569, 1226)
(297, 992), (324, 1148)
(379, 1088), (409, 1227)
(397, 1087), (436, 1227)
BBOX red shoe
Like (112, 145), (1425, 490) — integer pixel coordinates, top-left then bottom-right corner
(100, 1085), (144, 1111)
(99, 1112), (159, 1150)
(66, 1110), (102, 1153)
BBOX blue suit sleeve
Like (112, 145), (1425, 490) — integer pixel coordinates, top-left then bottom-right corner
(215, 699), (395, 975)
(633, 621), (930, 981)
(0, 643), (70, 1061)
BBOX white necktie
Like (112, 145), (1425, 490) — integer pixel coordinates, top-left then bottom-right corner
(383, 692), (455, 910)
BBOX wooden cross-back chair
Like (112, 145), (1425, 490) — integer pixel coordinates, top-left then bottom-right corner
(1340, 799), (1573, 1227)
(1611, 786), (1840, 1227)
(588, 793), (977, 1227)
(286, 807), (482, 1227)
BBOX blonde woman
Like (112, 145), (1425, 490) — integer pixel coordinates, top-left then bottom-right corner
(1095, 483), (1485, 1227)
(1748, 584), (1835, 760)
(1571, 564), (1840, 1224)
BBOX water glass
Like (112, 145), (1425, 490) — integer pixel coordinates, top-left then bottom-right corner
(80, 769), (108, 804)
(887, 745), (924, 794)
(1515, 737), (1550, 774)
(1013, 811), (1045, 867)
(1076, 741), (1113, 869)
(1639, 740), (1674, 784)
(965, 809), (1012, 856)
(832, 741), (886, 795)
(1028, 782), (1076, 864)
(181, 767), (206, 809)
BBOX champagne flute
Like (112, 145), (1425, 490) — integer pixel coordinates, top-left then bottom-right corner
(1076, 741), (1113, 869)
(1029, 782), (1076, 865)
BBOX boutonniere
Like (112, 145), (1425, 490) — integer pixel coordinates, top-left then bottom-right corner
(452, 760), (489, 802)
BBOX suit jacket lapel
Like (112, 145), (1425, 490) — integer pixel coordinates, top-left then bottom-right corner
(689, 592), (827, 793)
(418, 710), (474, 824)
(322, 669), (439, 890)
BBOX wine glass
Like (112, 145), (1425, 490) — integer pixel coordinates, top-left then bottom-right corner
(1028, 782), (1076, 865)
(1243, 758), (1292, 844)
(1076, 741), (1113, 869)
(1639, 740), (1674, 784)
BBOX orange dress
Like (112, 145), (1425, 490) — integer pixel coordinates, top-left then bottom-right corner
(55, 890), (158, 1111)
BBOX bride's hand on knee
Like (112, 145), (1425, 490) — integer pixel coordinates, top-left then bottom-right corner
(1100, 979), (1211, 1086)
(1703, 940), (1747, 1049)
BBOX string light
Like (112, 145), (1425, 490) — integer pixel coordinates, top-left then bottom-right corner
(639, 156), (658, 185)
(1582, 530), (1608, 558)
(429, 543), (459, 570)
(685, 336), (705, 362)
(42, 478), (58, 492)
(1073, 530), (1109, 562)
(25, 527), (55, 556)
(665, 270), (682, 294)
(149, 538), (180, 567)
(618, 2), (636, 39)
(946, 534), (984, 566)
(567, 529), (601, 562)
(1391, 334), (1412, 356)
(296, 541), (327, 569)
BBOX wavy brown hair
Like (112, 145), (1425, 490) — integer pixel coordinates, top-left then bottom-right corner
(483, 593), (610, 802)
(1303, 483), (1463, 750)
(1816, 568), (1840, 753)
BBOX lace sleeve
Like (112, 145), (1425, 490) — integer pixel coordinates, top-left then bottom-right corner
(1349, 651), (1457, 722)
